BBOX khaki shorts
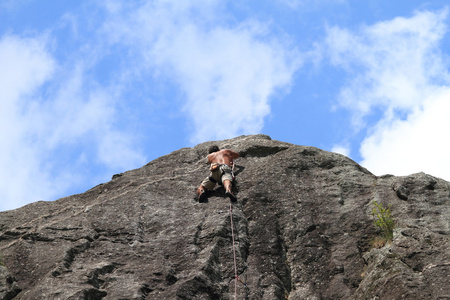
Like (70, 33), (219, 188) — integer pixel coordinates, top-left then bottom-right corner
(201, 164), (233, 190)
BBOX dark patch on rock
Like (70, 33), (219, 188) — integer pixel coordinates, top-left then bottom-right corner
(111, 173), (123, 180)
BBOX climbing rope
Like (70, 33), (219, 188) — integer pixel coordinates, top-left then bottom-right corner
(229, 202), (239, 299)
(228, 161), (249, 299)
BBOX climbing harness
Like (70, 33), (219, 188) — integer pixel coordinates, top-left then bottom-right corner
(208, 163), (234, 185)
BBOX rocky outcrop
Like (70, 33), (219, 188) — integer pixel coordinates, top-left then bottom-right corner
(0, 135), (448, 299)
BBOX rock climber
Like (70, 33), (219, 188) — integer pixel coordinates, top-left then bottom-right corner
(196, 145), (239, 203)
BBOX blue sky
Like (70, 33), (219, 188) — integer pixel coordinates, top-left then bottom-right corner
(1, 0), (450, 211)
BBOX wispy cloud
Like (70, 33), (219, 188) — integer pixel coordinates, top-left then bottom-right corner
(277, 0), (347, 10)
(0, 34), (57, 210)
(325, 8), (450, 179)
(0, 33), (146, 211)
(101, 0), (301, 143)
(331, 144), (351, 157)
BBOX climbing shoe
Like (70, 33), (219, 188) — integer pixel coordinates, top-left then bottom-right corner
(226, 191), (237, 203)
(198, 190), (208, 203)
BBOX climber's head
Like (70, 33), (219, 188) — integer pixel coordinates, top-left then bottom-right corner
(208, 145), (220, 154)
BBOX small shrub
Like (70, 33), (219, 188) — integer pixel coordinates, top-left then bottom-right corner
(371, 201), (395, 241)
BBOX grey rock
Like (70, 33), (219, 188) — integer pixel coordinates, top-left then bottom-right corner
(0, 135), (448, 299)
(0, 265), (21, 300)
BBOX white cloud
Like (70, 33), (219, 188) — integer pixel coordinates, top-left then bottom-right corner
(361, 88), (450, 179)
(277, 0), (347, 10)
(0, 34), (146, 211)
(327, 9), (449, 121)
(331, 144), (350, 157)
(0, 35), (55, 102)
(101, 0), (300, 143)
(325, 9), (450, 180)
(0, 34), (57, 211)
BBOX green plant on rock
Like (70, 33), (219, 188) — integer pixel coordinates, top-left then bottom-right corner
(371, 201), (395, 241)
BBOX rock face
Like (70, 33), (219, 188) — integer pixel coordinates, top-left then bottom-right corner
(0, 135), (449, 299)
